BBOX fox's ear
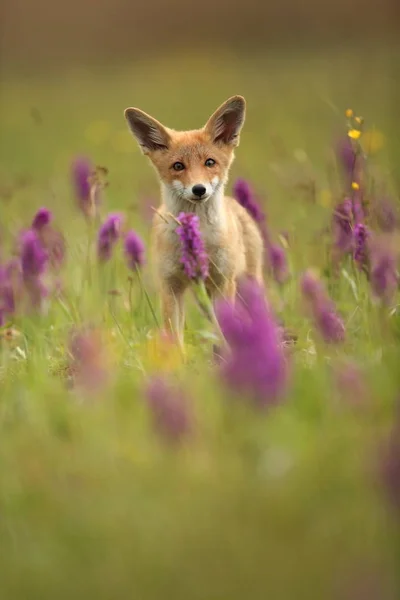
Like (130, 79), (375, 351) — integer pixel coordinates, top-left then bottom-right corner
(204, 95), (246, 146)
(124, 107), (170, 153)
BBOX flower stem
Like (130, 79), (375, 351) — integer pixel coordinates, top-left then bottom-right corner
(135, 267), (159, 328)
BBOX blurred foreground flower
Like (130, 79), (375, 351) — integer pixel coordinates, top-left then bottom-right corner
(333, 360), (369, 409)
(176, 212), (208, 281)
(301, 270), (345, 343)
(332, 197), (354, 257)
(370, 244), (398, 305)
(215, 277), (288, 407)
(336, 136), (357, 182)
(71, 156), (102, 219)
(32, 207), (66, 271)
(0, 261), (17, 322)
(97, 213), (123, 262)
(268, 243), (290, 285)
(124, 230), (145, 270)
(353, 223), (370, 273)
(68, 327), (110, 395)
(144, 376), (193, 443)
(20, 229), (49, 309)
(372, 196), (399, 233)
(233, 178), (266, 225)
(32, 207), (52, 230)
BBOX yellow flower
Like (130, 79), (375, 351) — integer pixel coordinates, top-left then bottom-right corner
(345, 109), (353, 118)
(348, 129), (361, 140)
(361, 129), (385, 154)
(355, 116), (363, 124)
(351, 182), (360, 190)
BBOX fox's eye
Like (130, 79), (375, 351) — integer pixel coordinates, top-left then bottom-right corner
(205, 158), (216, 167)
(172, 162), (185, 171)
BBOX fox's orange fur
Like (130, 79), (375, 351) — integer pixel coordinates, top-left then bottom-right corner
(124, 95), (264, 347)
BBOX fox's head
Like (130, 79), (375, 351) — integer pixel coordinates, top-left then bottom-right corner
(124, 96), (245, 208)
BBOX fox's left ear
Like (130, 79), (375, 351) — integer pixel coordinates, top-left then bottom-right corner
(204, 95), (246, 146)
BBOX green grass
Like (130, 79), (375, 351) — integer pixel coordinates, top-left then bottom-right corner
(1, 43), (400, 599)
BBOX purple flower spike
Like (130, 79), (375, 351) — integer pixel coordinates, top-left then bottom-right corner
(71, 156), (100, 218)
(145, 377), (193, 443)
(124, 230), (145, 270)
(71, 156), (92, 204)
(353, 223), (370, 271)
(300, 270), (345, 344)
(336, 136), (357, 181)
(20, 230), (48, 278)
(69, 327), (110, 394)
(215, 277), (288, 407)
(315, 306), (346, 343)
(268, 244), (289, 284)
(0, 265), (15, 316)
(332, 197), (353, 255)
(233, 178), (265, 224)
(370, 248), (398, 304)
(97, 213), (123, 262)
(176, 212), (208, 281)
(374, 197), (399, 233)
(32, 207), (52, 230)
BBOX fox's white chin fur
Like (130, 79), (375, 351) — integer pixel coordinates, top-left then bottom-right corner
(161, 178), (225, 216)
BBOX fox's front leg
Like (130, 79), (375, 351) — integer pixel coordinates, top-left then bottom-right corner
(161, 281), (186, 349)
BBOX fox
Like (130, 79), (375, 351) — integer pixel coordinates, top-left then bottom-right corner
(124, 95), (264, 347)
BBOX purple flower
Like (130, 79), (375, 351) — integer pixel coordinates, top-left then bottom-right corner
(268, 244), (289, 284)
(31, 208), (66, 272)
(332, 197), (353, 255)
(0, 264), (15, 316)
(353, 223), (370, 271)
(18, 231), (48, 309)
(32, 207), (52, 230)
(145, 377), (193, 442)
(233, 178), (265, 224)
(352, 196), (364, 225)
(72, 156), (91, 202)
(374, 196), (399, 233)
(215, 277), (288, 407)
(41, 228), (66, 271)
(370, 247), (398, 304)
(333, 361), (368, 408)
(69, 327), (109, 394)
(20, 230), (48, 278)
(124, 230), (145, 270)
(300, 270), (345, 343)
(336, 136), (357, 181)
(316, 307), (346, 343)
(176, 212), (208, 281)
(97, 213), (123, 262)
(71, 156), (100, 218)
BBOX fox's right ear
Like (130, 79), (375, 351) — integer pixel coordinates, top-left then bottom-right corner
(124, 108), (170, 154)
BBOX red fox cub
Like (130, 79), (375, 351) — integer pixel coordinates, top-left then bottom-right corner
(124, 95), (263, 346)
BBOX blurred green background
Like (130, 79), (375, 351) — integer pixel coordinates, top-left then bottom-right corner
(1, 2), (400, 599)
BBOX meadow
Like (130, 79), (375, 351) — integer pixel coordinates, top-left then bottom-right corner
(1, 42), (400, 598)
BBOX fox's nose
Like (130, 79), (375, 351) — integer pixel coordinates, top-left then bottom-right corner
(192, 184), (207, 198)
